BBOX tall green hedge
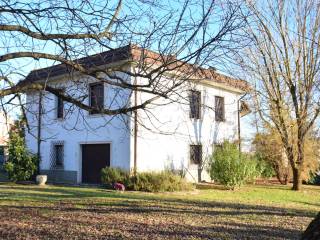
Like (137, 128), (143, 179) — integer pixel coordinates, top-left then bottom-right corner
(4, 131), (38, 182)
(209, 141), (261, 189)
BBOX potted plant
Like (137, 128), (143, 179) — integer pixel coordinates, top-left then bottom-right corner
(36, 175), (47, 186)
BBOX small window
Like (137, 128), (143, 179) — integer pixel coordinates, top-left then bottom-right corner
(89, 83), (104, 114)
(189, 90), (201, 119)
(215, 96), (225, 121)
(53, 144), (64, 168)
(56, 96), (64, 119)
(190, 144), (202, 165)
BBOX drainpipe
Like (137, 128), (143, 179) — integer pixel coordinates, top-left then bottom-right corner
(133, 80), (138, 176)
(37, 91), (43, 175)
(237, 93), (247, 151)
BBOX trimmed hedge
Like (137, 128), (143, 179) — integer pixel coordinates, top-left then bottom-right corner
(131, 171), (192, 192)
(101, 167), (193, 192)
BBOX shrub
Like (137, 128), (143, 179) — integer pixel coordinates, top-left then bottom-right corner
(4, 131), (38, 182)
(253, 129), (320, 184)
(101, 167), (193, 192)
(132, 171), (192, 192)
(255, 153), (275, 179)
(307, 169), (320, 185)
(208, 141), (260, 189)
(101, 167), (130, 187)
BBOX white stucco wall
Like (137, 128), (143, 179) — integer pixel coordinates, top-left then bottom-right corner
(25, 64), (244, 183)
(131, 75), (242, 182)
(25, 73), (132, 183)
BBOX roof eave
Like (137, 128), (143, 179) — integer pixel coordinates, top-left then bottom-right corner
(200, 79), (248, 94)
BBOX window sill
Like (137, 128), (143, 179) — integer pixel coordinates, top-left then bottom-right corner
(51, 167), (64, 171)
(190, 163), (200, 166)
(190, 118), (203, 121)
(189, 163), (201, 169)
(86, 113), (105, 119)
(215, 119), (226, 123)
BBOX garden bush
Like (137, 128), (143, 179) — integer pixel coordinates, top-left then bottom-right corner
(255, 153), (275, 179)
(307, 169), (320, 185)
(101, 167), (130, 187)
(209, 141), (261, 189)
(132, 171), (192, 192)
(4, 131), (38, 182)
(101, 167), (193, 192)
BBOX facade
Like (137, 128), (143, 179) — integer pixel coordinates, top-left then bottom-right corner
(23, 45), (249, 184)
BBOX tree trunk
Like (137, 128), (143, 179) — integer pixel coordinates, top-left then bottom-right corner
(275, 169), (287, 185)
(301, 212), (320, 240)
(284, 173), (289, 185)
(292, 167), (302, 191)
(283, 145), (299, 189)
(292, 137), (304, 191)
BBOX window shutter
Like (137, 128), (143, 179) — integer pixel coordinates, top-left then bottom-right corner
(189, 90), (201, 119)
(90, 83), (104, 114)
(190, 145), (202, 164)
(57, 97), (64, 119)
(215, 96), (225, 121)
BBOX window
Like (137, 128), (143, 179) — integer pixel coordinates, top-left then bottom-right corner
(215, 96), (225, 121)
(53, 144), (64, 168)
(56, 97), (64, 119)
(89, 83), (104, 114)
(190, 144), (202, 165)
(189, 90), (201, 119)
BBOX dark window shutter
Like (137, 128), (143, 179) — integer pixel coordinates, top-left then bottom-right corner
(57, 97), (64, 119)
(190, 145), (202, 164)
(189, 90), (201, 119)
(90, 83), (104, 114)
(215, 96), (225, 121)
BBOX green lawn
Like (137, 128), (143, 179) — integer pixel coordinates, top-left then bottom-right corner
(0, 183), (319, 240)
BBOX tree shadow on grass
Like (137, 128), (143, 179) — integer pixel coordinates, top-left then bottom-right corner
(0, 184), (313, 239)
(0, 185), (316, 218)
(292, 201), (320, 208)
(0, 204), (303, 240)
(121, 221), (303, 240)
(0, 197), (315, 218)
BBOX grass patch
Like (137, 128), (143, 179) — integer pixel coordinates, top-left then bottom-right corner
(0, 183), (319, 239)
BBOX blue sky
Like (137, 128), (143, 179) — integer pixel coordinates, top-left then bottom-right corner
(1, 0), (256, 142)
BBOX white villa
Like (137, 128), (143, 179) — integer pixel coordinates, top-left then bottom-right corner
(22, 45), (250, 184)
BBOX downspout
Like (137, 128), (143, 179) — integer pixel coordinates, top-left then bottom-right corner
(133, 79), (138, 176)
(37, 91), (43, 175)
(237, 93), (247, 151)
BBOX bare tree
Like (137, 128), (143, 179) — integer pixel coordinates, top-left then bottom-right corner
(0, 0), (247, 124)
(237, 0), (320, 190)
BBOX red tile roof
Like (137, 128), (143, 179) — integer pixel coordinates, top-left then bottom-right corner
(23, 44), (250, 92)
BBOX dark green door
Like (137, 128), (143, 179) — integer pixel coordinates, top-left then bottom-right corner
(82, 144), (110, 184)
